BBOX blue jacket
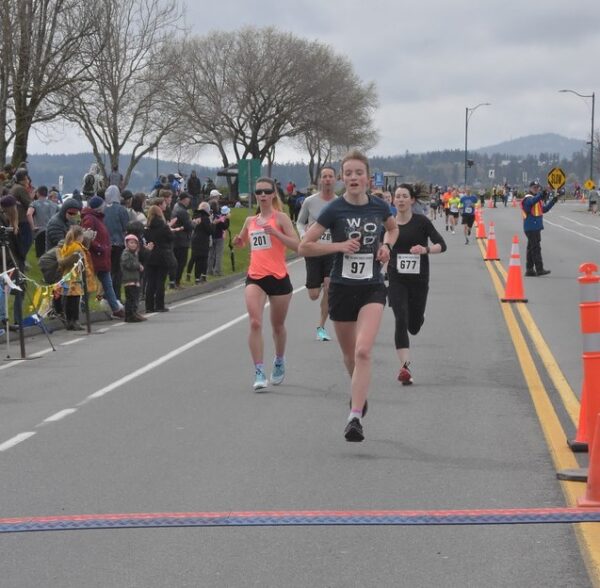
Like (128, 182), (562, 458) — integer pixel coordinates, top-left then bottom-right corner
(521, 193), (556, 232)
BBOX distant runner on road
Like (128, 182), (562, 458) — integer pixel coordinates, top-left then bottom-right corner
(296, 165), (338, 342)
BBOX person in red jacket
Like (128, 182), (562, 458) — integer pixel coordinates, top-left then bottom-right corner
(81, 196), (124, 318)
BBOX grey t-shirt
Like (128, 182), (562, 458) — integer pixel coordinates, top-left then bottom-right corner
(296, 192), (337, 236)
(30, 199), (59, 231)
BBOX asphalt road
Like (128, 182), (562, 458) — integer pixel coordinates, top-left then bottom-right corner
(0, 200), (598, 587)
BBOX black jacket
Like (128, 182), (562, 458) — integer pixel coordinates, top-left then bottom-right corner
(171, 201), (194, 248)
(190, 209), (213, 256)
(144, 216), (174, 267)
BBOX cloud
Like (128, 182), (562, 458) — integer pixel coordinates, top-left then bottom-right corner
(28, 0), (600, 161)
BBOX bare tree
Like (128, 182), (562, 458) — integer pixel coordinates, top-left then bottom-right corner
(1, 0), (98, 167)
(169, 27), (377, 179)
(58, 0), (182, 188)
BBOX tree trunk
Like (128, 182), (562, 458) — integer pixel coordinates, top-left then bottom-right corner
(10, 114), (32, 168)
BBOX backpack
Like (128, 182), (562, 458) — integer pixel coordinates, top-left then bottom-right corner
(39, 246), (61, 284)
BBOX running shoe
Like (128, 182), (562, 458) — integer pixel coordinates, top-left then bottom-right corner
(465, 237), (469, 244)
(348, 399), (368, 417)
(398, 362), (413, 385)
(271, 359), (285, 385)
(344, 417), (364, 442)
(253, 369), (268, 391)
(316, 326), (331, 341)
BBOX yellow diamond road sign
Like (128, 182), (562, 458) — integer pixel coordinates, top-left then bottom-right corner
(584, 179), (596, 190)
(547, 167), (566, 190)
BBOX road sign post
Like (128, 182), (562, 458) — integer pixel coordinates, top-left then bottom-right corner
(237, 158), (261, 208)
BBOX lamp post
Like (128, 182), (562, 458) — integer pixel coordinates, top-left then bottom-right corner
(559, 89), (595, 185)
(464, 102), (491, 188)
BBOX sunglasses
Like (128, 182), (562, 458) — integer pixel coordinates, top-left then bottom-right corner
(255, 188), (275, 195)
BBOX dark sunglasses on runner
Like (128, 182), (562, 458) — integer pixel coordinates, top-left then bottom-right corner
(255, 188), (275, 195)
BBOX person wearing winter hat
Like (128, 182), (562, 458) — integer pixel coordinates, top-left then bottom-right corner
(103, 184), (129, 302)
(120, 234), (146, 322)
(81, 194), (125, 319)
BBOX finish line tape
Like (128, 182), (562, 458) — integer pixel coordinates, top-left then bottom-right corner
(2, 508), (600, 533)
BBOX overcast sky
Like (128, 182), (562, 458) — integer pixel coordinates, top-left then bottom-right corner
(29, 0), (600, 164)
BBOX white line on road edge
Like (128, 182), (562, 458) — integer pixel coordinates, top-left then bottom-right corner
(41, 409), (77, 423)
(0, 432), (36, 452)
(558, 216), (600, 231)
(83, 285), (306, 403)
(83, 313), (250, 402)
(546, 219), (600, 244)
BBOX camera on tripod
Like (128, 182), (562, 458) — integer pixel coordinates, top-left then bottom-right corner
(0, 225), (15, 244)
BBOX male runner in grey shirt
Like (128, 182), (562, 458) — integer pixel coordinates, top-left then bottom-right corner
(296, 165), (338, 341)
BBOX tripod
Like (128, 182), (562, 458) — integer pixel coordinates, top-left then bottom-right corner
(1, 234), (55, 359)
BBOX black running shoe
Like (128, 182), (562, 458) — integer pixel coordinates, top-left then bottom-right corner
(344, 418), (364, 442)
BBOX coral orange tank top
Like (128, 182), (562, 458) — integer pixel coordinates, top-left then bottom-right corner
(247, 214), (288, 279)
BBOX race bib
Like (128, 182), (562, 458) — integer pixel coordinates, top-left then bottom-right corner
(342, 253), (373, 280)
(320, 230), (332, 242)
(250, 230), (272, 250)
(464, 206), (473, 214)
(450, 205), (458, 213)
(396, 254), (421, 274)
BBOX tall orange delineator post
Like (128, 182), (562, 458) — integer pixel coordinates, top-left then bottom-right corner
(501, 236), (527, 303)
(569, 263), (600, 452)
(476, 211), (487, 239)
(579, 414), (600, 506)
(484, 222), (500, 261)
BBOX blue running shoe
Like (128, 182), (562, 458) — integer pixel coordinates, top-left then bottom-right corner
(316, 326), (331, 341)
(253, 369), (268, 391)
(271, 359), (285, 385)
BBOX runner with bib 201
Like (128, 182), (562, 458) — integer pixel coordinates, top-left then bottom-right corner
(299, 150), (398, 443)
(233, 177), (299, 392)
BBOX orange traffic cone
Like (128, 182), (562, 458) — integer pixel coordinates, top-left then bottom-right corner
(578, 413), (600, 507)
(484, 222), (500, 261)
(487, 197), (493, 208)
(476, 213), (487, 239)
(512, 196), (518, 208)
(501, 235), (527, 303)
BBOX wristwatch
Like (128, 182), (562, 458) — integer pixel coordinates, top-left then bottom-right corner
(383, 243), (392, 252)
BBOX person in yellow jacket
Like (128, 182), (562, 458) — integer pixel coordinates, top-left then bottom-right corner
(58, 225), (97, 330)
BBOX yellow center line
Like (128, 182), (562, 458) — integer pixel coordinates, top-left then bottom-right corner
(477, 238), (600, 585)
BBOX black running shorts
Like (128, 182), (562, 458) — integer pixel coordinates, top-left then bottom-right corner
(304, 255), (334, 290)
(328, 282), (387, 322)
(245, 274), (293, 296)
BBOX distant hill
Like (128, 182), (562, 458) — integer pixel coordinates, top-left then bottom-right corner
(24, 132), (594, 195)
(475, 133), (586, 159)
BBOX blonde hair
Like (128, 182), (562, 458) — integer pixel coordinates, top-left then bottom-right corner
(64, 225), (84, 246)
(146, 204), (164, 224)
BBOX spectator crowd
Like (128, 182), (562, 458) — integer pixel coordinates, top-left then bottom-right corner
(0, 162), (231, 332)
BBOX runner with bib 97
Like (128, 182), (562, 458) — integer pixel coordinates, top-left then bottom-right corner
(299, 150), (398, 442)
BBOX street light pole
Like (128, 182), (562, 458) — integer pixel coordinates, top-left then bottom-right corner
(464, 102), (491, 188)
(559, 89), (596, 184)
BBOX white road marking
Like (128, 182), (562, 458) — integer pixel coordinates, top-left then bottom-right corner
(0, 432), (36, 452)
(61, 338), (84, 346)
(41, 409), (77, 423)
(545, 219), (600, 244)
(558, 215), (600, 231)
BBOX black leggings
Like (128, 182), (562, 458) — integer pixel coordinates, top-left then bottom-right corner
(388, 279), (429, 349)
